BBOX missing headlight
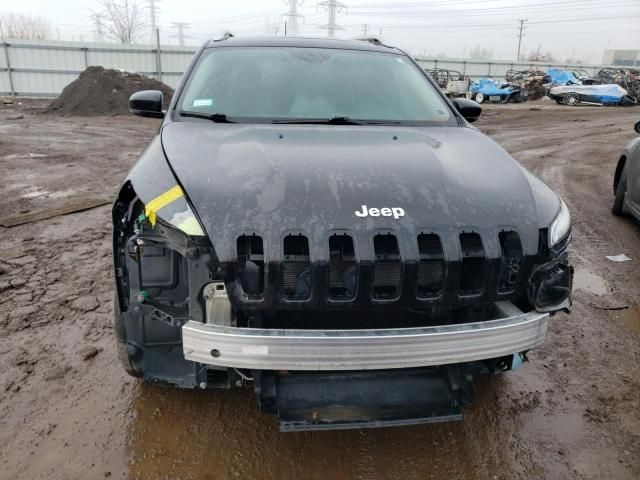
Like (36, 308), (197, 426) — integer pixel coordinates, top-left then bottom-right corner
(528, 260), (573, 312)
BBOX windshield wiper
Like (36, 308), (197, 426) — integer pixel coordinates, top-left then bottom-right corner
(179, 111), (235, 123)
(272, 116), (404, 126)
(272, 116), (363, 125)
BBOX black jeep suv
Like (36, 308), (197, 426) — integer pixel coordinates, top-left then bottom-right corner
(113, 36), (572, 431)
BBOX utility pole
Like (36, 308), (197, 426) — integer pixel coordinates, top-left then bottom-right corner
(170, 22), (190, 46)
(361, 23), (369, 36)
(155, 27), (162, 82)
(282, 0), (304, 37)
(516, 18), (527, 61)
(147, 0), (161, 43)
(319, 0), (347, 38)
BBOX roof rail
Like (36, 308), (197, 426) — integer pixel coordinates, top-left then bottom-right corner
(213, 31), (234, 42)
(354, 37), (392, 48)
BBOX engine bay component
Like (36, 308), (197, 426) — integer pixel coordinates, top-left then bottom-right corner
(203, 282), (233, 326)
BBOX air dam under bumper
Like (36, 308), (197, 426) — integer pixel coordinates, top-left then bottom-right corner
(182, 304), (549, 371)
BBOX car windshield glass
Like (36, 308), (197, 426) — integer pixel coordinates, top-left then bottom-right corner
(179, 46), (452, 124)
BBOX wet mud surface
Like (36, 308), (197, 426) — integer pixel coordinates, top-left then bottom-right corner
(0, 100), (639, 479)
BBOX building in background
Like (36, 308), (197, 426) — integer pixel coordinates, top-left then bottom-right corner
(602, 49), (640, 67)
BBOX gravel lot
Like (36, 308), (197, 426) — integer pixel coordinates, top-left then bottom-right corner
(0, 99), (638, 480)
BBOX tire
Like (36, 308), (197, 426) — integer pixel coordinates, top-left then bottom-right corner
(612, 164), (628, 216)
(563, 93), (580, 106)
(475, 92), (485, 104)
(113, 294), (142, 377)
(619, 95), (637, 107)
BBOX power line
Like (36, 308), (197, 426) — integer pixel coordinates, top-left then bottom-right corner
(170, 22), (190, 46)
(350, 0), (634, 10)
(348, 0), (637, 16)
(319, 0), (347, 38)
(282, 0), (304, 36)
(337, 14), (639, 29)
(517, 18), (527, 60)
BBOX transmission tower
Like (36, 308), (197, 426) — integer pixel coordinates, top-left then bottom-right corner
(170, 22), (190, 46)
(319, 0), (346, 38)
(516, 18), (527, 61)
(146, 0), (161, 42)
(89, 12), (104, 42)
(282, 0), (304, 37)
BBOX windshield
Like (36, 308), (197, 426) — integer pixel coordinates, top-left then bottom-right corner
(178, 46), (453, 124)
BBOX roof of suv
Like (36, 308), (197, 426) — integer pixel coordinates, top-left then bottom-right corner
(204, 36), (403, 55)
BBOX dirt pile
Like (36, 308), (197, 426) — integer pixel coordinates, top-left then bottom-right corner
(44, 66), (173, 116)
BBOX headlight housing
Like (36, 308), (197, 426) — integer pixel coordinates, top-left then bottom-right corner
(549, 197), (571, 247)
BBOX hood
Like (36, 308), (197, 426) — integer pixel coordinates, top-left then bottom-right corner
(161, 122), (557, 262)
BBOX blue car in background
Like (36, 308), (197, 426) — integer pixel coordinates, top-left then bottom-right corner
(470, 78), (528, 104)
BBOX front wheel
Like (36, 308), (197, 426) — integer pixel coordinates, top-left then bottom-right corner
(612, 164), (628, 216)
(563, 93), (580, 106)
(474, 92), (485, 104)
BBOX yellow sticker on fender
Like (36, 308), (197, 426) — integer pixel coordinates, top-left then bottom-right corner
(145, 185), (184, 226)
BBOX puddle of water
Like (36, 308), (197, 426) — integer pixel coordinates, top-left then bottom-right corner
(573, 268), (607, 295)
(4, 152), (48, 159)
(23, 189), (50, 199)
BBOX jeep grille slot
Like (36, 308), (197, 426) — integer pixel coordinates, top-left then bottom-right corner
(236, 235), (264, 296)
(373, 234), (401, 299)
(459, 232), (486, 295)
(328, 234), (357, 300)
(282, 235), (312, 300)
(498, 231), (523, 293)
(417, 233), (445, 298)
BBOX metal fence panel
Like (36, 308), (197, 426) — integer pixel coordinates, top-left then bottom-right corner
(88, 49), (156, 72)
(414, 57), (605, 80)
(0, 71), (9, 93)
(0, 39), (620, 98)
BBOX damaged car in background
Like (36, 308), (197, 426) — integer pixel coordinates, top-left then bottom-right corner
(427, 68), (472, 99)
(546, 68), (637, 106)
(470, 77), (529, 104)
(113, 36), (573, 431)
(549, 83), (637, 106)
(612, 120), (640, 221)
(505, 69), (550, 100)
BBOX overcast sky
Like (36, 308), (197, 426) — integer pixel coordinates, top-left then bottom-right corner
(4, 0), (640, 63)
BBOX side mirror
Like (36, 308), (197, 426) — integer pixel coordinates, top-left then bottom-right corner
(635, 120), (640, 134)
(129, 90), (164, 118)
(452, 98), (482, 123)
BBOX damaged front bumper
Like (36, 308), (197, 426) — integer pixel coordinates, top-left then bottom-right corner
(182, 301), (548, 371)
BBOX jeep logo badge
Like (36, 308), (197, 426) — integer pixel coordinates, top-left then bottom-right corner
(354, 205), (405, 219)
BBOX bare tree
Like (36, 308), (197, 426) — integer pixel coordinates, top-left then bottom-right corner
(0, 13), (51, 40)
(468, 45), (493, 60)
(97, 0), (147, 44)
(527, 48), (557, 63)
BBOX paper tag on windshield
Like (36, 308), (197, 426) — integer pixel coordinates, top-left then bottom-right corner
(192, 98), (213, 107)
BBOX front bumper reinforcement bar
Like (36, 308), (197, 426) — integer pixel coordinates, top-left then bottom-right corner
(182, 303), (549, 371)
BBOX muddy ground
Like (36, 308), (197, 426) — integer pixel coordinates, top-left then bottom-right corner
(0, 99), (639, 480)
